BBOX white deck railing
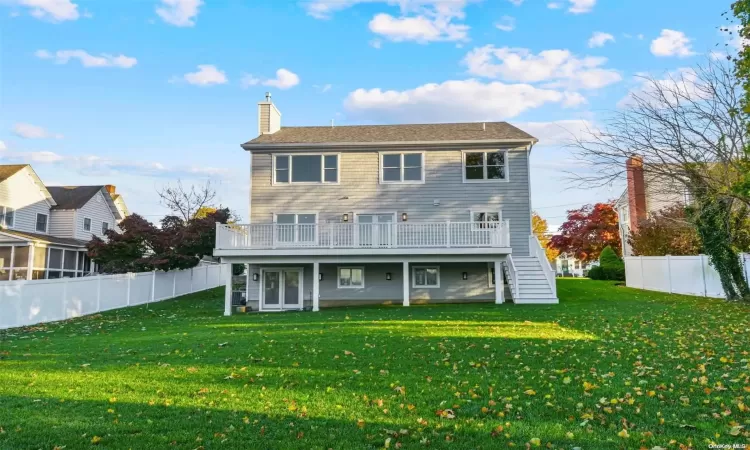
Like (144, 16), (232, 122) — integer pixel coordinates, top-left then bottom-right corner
(216, 221), (511, 250)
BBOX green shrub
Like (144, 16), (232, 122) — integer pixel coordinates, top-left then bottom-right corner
(588, 266), (604, 280)
(599, 246), (621, 267)
(589, 245), (626, 281)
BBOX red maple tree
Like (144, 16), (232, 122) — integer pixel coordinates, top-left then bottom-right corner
(548, 202), (621, 263)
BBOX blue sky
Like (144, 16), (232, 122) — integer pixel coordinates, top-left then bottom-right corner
(0, 0), (737, 228)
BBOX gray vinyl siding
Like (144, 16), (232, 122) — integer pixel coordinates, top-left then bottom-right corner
(73, 191), (120, 241)
(0, 168), (52, 235)
(250, 145), (532, 255)
(49, 210), (75, 237)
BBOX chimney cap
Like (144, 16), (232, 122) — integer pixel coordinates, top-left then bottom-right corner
(265, 92), (272, 102)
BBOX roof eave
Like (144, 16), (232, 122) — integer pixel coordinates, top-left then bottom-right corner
(241, 138), (538, 151)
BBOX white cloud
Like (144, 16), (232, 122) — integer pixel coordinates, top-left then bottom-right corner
(344, 79), (585, 123)
(240, 73), (260, 89)
(650, 29), (695, 58)
(0, 141), (6, 151)
(618, 68), (707, 108)
(588, 32), (614, 48)
(12, 123), (63, 139)
(508, 0), (524, 5)
(370, 38), (383, 49)
(463, 45), (621, 90)
(547, 2), (562, 9)
(13, 0), (79, 22)
(176, 65), (228, 86)
(547, 0), (595, 13)
(262, 69), (300, 90)
(314, 83), (332, 93)
(720, 25), (749, 53)
(35, 49), (137, 68)
(495, 15), (515, 32)
(306, 0), (474, 43)
(155, 0), (202, 27)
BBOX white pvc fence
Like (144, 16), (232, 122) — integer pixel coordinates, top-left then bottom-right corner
(0, 264), (228, 330)
(624, 254), (750, 298)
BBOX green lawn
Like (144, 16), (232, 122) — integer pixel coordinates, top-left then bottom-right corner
(1, 280), (749, 449)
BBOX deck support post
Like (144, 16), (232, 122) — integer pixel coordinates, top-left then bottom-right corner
(495, 260), (504, 304)
(312, 261), (320, 312)
(402, 261), (410, 307)
(224, 262), (232, 316)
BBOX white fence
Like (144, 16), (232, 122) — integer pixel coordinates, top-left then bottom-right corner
(624, 254), (750, 298)
(0, 264), (228, 330)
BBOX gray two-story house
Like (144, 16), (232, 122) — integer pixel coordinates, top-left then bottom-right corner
(215, 95), (558, 313)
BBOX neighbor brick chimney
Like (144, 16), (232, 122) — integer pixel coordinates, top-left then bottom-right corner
(258, 92), (281, 135)
(104, 185), (116, 194)
(626, 155), (647, 232)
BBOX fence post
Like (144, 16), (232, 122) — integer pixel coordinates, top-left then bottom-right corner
(172, 271), (177, 298)
(63, 276), (69, 319)
(640, 257), (645, 289)
(666, 255), (672, 294)
(126, 273), (131, 306)
(190, 268), (194, 293)
(150, 270), (156, 305)
(700, 254), (708, 297)
(96, 275), (101, 312)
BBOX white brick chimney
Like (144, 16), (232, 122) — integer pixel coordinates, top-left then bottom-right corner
(258, 92), (281, 135)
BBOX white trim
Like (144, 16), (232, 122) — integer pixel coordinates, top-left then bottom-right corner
(378, 151), (426, 185)
(412, 265), (440, 288)
(272, 153), (341, 185)
(35, 213), (48, 233)
(222, 255), (510, 265)
(83, 217), (92, 232)
(243, 138), (537, 150)
(461, 149), (509, 183)
(336, 266), (365, 289)
(215, 246), (513, 258)
(259, 267), (305, 311)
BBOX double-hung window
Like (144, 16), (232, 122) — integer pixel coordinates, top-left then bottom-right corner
(380, 152), (424, 183)
(412, 266), (440, 288)
(83, 218), (92, 232)
(102, 222), (109, 235)
(338, 267), (364, 288)
(275, 213), (317, 243)
(35, 213), (48, 233)
(463, 150), (507, 182)
(274, 154), (339, 184)
(471, 211), (501, 229)
(0, 206), (14, 228)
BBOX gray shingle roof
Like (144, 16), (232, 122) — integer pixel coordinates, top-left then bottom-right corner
(244, 122), (537, 146)
(47, 186), (104, 210)
(0, 164), (28, 182)
(0, 229), (89, 247)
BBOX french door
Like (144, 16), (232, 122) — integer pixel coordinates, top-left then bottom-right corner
(357, 214), (395, 247)
(261, 268), (303, 310)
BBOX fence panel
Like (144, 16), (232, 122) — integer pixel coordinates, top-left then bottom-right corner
(0, 264), (226, 330)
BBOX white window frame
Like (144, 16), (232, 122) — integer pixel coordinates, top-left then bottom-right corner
(273, 153), (341, 185)
(470, 210), (502, 230)
(101, 221), (109, 235)
(337, 266), (365, 289)
(83, 217), (92, 232)
(35, 213), (48, 233)
(462, 150), (509, 183)
(0, 206), (15, 228)
(273, 212), (318, 244)
(412, 265), (440, 288)
(379, 151), (425, 184)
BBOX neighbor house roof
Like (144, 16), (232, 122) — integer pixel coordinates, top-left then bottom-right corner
(0, 230), (89, 248)
(243, 122), (538, 147)
(47, 186), (123, 220)
(0, 164), (28, 182)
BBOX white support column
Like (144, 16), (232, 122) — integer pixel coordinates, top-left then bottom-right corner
(150, 270), (156, 304)
(312, 261), (320, 312)
(402, 261), (410, 307)
(494, 260), (504, 304)
(27, 245), (34, 280)
(224, 263), (233, 316)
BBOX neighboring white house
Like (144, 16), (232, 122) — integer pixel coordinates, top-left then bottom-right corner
(214, 94), (559, 314)
(0, 164), (129, 280)
(555, 253), (597, 277)
(614, 156), (692, 257)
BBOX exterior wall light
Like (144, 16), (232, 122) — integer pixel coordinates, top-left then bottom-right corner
(319, 273), (324, 281)
(462, 272), (468, 280)
(386, 272), (392, 280)
(343, 213), (349, 222)
(401, 213), (408, 222)
(252, 273), (259, 281)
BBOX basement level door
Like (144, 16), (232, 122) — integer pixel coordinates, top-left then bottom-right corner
(261, 269), (303, 310)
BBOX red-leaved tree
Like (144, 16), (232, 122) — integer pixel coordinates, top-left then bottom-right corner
(548, 202), (621, 263)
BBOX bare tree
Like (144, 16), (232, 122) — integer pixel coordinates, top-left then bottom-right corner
(157, 180), (217, 223)
(568, 58), (750, 300)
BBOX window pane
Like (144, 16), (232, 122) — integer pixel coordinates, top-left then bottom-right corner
(11, 269), (27, 280)
(83, 254), (91, 272)
(383, 154), (401, 168)
(403, 167), (421, 181)
(64, 250), (76, 270)
(276, 169), (289, 183)
(0, 269), (8, 281)
(277, 214), (295, 224)
(466, 167), (484, 180)
(36, 214), (47, 232)
(291, 155), (322, 182)
(383, 168), (400, 182)
(487, 166), (505, 180)
(473, 213), (486, 222)
(487, 151), (505, 166)
(32, 270), (46, 280)
(48, 249), (62, 269)
(275, 155), (289, 169)
(324, 168), (338, 183)
(426, 268), (438, 286)
(0, 247), (11, 268)
(5, 208), (14, 227)
(298, 214), (316, 224)
(351, 268), (363, 286)
(415, 268), (425, 286)
(84, 218), (91, 231)
(486, 213), (500, 222)
(102, 222), (109, 235)
(339, 268), (351, 286)
(403, 153), (421, 167)
(33, 246), (46, 268)
(13, 246), (29, 268)
(465, 153), (483, 166)
(324, 155), (337, 169)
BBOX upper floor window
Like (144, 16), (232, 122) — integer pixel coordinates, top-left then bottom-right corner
(36, 213), (48, 233)
(471, 211), (501, 229)
(274, 154), (339, 184)
(102, 222), (109, 235)
(463, 150), (508, 182)
(0, 206), (15, 228)
(380, 152), (424, 183)
(83, 217), (92, 232)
